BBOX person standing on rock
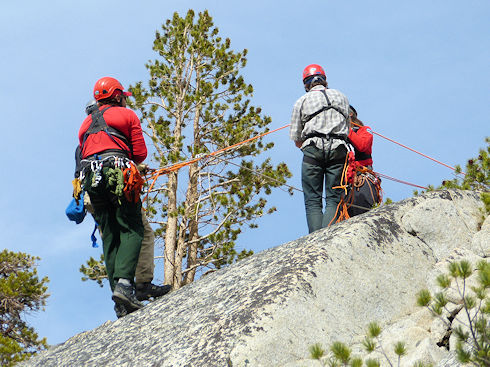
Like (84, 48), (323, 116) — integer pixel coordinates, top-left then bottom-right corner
(290, 64), (350, 233)
(78, 76), (148, 316)
(76, 101), (171, 318)
(346, 105), (381, 217)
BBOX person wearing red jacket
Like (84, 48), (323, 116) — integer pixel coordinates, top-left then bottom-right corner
(347, 106), (380, 216)
(78, 77), (147, 316)
(348, 106), (373, 169)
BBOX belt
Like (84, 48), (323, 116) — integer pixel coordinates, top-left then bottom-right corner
(304, 132), (348, 141)
(84, 149), (129, 161)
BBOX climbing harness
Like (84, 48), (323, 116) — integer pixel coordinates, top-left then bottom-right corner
(81, 106), (133, 159)
(81, 155), (144, 203)
(301, 89), (348, 124)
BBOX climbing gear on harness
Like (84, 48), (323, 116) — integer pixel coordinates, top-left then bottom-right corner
(82, 155), (144, 204)
(93, 77), (132, 101)
(72, 178), (82, 200)
(329, 151), (383, 225)
(81, 106), (134, 159)
(91, 160), (104, 188)
(107, 167), (125, 198)
(65, 192), (87, 224)
(122, 162), (145, 203)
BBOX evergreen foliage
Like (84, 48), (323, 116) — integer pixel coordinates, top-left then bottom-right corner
(0, 250), (49, 366)
(79, 254), (107, 287)
(416, 259), (490, 367)
(309, 322), (431, 367)
(127, 9), (292, 288)
(414, 137), (489, 215)
(441, 137), (489, 215)
(308, 322), (417, 367)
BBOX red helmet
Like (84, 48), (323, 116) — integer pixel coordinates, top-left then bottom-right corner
(302, 64), (326, 82)
(93, 77), (132, 101)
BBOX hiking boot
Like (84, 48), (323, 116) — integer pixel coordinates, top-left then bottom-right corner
(112, 282), (144, 311)
(135, 282), (172, 301)
(114, 303), (128, 318)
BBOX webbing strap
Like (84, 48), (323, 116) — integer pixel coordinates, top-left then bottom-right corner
(304, 131), (347, 141)
(302, 89), (348, 123)
(81, 106), (133, 159)
(91, 221), (99, 248)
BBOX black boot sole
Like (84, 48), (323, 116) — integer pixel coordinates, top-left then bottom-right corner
(112, 292), (143, 312)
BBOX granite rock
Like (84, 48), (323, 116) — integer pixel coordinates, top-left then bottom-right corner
(21, 190), (487, 367)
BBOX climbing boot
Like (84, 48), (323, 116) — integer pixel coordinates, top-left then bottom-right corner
(114, 303), (129, 318)
(135, 282), (172, 301)
(112, 282), (144, 311)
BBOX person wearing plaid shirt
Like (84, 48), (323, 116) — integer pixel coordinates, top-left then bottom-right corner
(290, 64), (350, 233)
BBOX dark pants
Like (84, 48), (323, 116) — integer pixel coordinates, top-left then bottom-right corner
(301, 144), (347, 233)
(84, 167), (144, 291)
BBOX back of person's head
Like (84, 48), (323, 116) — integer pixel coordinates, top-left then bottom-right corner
(98, 90), (125, 106)
(93, 77), (132, 106)
(349, 105), (364, 126)
(302, 64), (327, 92)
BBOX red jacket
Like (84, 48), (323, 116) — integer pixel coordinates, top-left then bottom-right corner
(348, 126), (373, 167)
(78, 105), (147, 164)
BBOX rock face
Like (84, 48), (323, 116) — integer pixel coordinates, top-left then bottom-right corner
(22, 190), (488, 367)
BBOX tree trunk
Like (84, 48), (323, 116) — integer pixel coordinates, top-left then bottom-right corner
(163, 171), (178, 287)
(183, 162), (200, 285)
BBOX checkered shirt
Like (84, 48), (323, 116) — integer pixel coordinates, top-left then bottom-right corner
(289, 85), (350, 150)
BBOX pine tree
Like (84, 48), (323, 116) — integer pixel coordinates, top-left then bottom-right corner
(0, 250), (49, 366)
(440, 137), (489, 215)
(128, 9), (292, 288)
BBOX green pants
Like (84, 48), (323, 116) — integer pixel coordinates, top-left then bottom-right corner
(84, 193), (155, 284)
(84, 167), (144, 291)
(301, 144), (347, 233)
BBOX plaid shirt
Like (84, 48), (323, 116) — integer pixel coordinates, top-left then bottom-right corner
(289, 85), (350, 150)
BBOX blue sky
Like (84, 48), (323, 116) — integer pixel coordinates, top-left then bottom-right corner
(1, 0), (488, 345)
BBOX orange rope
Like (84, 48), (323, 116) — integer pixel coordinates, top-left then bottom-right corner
(143, 124), (291, 200)
(143, 120), (452, 203)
